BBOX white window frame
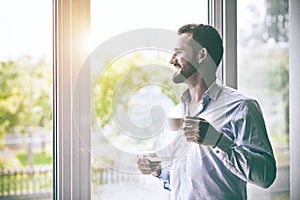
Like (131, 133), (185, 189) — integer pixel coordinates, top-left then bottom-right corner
(53, 0), (91, 199)
(208, 0), (237, 89)
(289, 0), (300, 199)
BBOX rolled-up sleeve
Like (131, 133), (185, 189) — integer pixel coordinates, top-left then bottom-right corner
(214, 100), (277, 188)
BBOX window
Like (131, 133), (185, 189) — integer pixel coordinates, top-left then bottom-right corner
(237, 0), (289, 199)
(0, 0), (53, 199)
(54, 0), (208, 199)
(90, 0), (208, 199)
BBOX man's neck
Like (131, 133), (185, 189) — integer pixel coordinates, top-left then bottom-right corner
(186, 73), (208, 102)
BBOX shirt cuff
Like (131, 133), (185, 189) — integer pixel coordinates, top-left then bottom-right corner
(157, 167), (168, 180)
(214, 133), (235, 153)
(157, 167), (171, 191)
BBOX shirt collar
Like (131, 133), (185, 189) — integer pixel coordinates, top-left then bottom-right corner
(181, 81), (222, 103)
(206, 81), (222, 101)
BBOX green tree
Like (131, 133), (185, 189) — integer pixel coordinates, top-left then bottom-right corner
(265, 0), (289, 43)
(0, 56), (52, 145)
(268, 48), (289, 137)
(238, 0), (289, 144)
(265, 0), (289, 139)
(239, 0), (289, 45)
(93, 52), (184, 128)
(0, 60), (20, 139)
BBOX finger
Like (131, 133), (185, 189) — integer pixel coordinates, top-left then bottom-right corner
(137, 158), (144, 164)
(149, 161), (161, 165)
(186, 136), (195, 142)
(138, 161), (160, 169)
(185, 117), (208, 128)
(140, 168), (152, 175)
(150, 164), (161, 171)
(138, 164), (152, 171)
(137, 158), (143, 165)
(137, 158), (150, 166)
(184, 120), (201, 130)
(138, 163), (149, 171)
(184, 121), (198, 129)
(185, 132), (196, 142)
(185, 118), (200, 124)
(139, 163), (160, 174)
(183, 124), (199, 134)
(192, 129), (202, 142)
(183, 125), (198, 132)
(184, 130), (195, 137)
(185, 129), (202, 142)
(194, 132), (201, 142)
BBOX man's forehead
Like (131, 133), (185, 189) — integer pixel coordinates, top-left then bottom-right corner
(178, 33), (192, 43)
(175, 33), (192, 49)
(175, 33), (202, 50)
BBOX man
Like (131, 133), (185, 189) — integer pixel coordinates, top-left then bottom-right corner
(137, 24), (276, 199)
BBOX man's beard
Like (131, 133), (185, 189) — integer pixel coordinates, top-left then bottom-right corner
(172, 62), (198, 84)
(172, 72), (186, 83)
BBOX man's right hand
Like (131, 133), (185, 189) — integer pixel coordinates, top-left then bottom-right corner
(137, 154), (161, 177)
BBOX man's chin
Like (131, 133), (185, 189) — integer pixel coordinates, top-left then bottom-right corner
(172, 74), (186, 84)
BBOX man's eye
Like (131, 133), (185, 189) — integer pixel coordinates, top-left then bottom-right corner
(175, 51), (183, 56)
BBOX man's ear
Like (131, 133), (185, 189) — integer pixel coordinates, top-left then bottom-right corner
(197, 48), (208, 64)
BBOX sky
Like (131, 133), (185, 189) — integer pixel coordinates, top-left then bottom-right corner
(0, 0), (208, 62)
(0, 0), (52, 62)
(0, 0), (266, 63)
(90, 0), (208, 50)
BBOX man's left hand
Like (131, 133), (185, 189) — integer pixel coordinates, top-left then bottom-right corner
(182, 116), (223, 147)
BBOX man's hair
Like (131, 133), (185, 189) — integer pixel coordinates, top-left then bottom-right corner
(178, 24), (223, 66)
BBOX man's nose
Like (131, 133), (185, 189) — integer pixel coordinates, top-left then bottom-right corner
(169, 54), (177, 64)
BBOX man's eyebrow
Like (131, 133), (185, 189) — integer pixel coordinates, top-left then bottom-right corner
(174, 48), (183, 51)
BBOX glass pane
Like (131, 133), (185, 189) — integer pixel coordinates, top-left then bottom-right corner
(90, 1), (207, 199)
(237, 0), (289, 199)
(0, 1), (53, 199)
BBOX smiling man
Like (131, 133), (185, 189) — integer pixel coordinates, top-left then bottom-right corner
(137, 24), (276, 200)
